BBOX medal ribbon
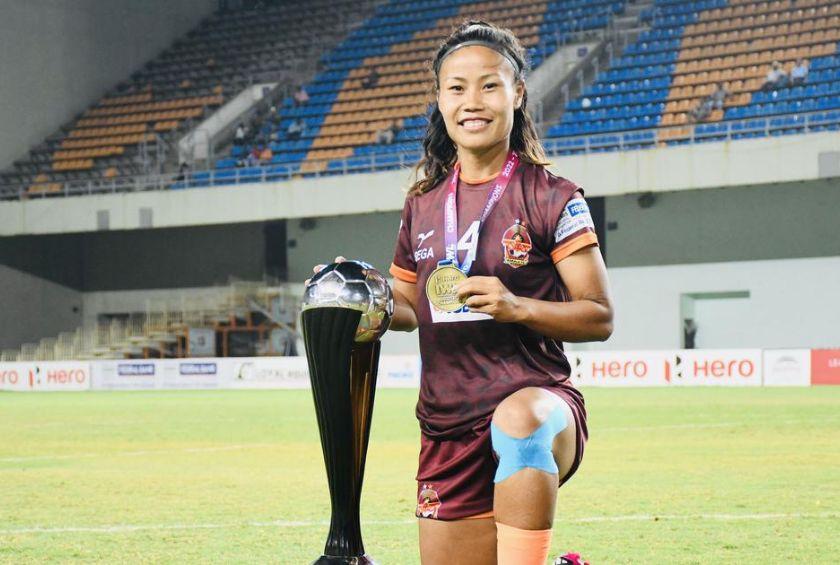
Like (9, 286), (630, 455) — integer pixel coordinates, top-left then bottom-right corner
(443, 150), (520, 274)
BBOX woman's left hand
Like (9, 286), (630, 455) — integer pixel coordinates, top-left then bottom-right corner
(455, 276), (527, 323)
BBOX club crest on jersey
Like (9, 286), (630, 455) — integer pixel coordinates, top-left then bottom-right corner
(416, 484), (442, 519)
(501, 219), (532, 268)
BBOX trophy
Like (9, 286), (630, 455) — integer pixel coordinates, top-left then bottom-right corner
(301, 260), (394, 564)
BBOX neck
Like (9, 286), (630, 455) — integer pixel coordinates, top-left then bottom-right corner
(457, 139), (511, 182)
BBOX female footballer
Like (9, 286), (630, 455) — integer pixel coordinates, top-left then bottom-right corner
(317, 21), (612, 565)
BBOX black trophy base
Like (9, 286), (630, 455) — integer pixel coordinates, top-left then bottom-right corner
(312, 555), (377, 564)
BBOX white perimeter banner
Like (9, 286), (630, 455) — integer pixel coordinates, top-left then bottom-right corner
(87, 355), (421, 391)
(377, 355), (422, 388)
(0, 362), (91, 391)
(1, 350), (812, 391)
(0, 363), (32, 391)
(221, 357), (309, 389)
(762, 349), (811, 386)
(92, 359), (221, 390)
(569, 349), (763, 387)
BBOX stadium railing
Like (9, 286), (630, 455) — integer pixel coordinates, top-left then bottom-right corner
(3, 109), (837, 200)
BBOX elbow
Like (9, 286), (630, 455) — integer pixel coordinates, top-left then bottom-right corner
(593, 303), (614, 341)
(594, 320), (613, 342)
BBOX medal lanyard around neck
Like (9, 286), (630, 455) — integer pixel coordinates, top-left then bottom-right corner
(444, 150), (520, 274)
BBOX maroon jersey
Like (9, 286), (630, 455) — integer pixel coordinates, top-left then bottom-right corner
(390, 161), (598, 440)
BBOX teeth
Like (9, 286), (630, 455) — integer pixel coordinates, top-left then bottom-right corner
(461, 119), (489, 130)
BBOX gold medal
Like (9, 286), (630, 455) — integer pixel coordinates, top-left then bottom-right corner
(425, 264), (467, 313)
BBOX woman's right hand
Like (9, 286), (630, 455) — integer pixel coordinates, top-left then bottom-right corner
(305, 255), (346, 286)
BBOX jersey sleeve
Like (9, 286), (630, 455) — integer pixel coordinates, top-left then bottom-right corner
(389, 198), (418, 283)
(548, 190), (599, 264)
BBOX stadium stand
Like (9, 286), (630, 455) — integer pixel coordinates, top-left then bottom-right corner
(1, 280), (297, 361)
(545, 0), (840, 153)
(213, 0), (628, 179)
(0, 0), (379, 198)
(5, 0), (839, 194)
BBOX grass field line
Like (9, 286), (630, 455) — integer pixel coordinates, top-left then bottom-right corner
(1, 512), (836, 536)
(3, 416), (838, 463)
(599, 415), (840, 432)
(0, 443), (275, 463)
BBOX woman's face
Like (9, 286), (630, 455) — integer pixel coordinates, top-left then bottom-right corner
(437, 45), (524, 155)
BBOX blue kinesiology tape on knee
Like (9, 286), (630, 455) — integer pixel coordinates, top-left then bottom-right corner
(490, 406), (568, 483)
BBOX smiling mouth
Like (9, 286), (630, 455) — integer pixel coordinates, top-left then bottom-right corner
(458, 118), (492, 131)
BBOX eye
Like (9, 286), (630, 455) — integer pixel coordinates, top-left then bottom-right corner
(449, 85), (463, 92)
(483, 83), (498, 90)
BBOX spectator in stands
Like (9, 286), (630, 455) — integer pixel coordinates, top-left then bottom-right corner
(246, 146), (261, 167)
(259, 145), (273, 164)
(234, 122), (247, 146)
(375, 121), (395, 145)
(391, 119), (404, 140)
(287, 118), (305, 140)
(175, 162), (190, 182)
(709, 82), (728, 111)
(361, 67), (380, 89)
(689, 83), (728, 123)
(790, 58), (809, 86)
(688, 97), (713, 123)
(375, 120), (403, 145)
(247, 116), (260, 143)
(761, 61), (787, 91)
(294, 85), (310, 106)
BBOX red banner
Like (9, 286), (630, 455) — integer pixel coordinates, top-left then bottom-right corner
(811, 349), (840, 385)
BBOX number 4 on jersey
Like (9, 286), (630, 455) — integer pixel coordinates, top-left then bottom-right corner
(457, 220), (480, 267)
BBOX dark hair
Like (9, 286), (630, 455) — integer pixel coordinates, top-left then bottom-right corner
(408, 20), (549, 196)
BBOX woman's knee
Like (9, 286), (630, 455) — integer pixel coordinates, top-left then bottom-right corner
(490, 388), (573, 483)
(491, 387), (564, 437)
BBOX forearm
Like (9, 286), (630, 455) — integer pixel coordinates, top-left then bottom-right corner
(515, 295), (613, 342)
(389, 286), (418, 332)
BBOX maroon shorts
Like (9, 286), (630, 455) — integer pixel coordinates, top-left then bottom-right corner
(415, 386), (587, 521)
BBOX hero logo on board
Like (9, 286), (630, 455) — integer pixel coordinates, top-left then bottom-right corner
(0, 369), (20, 385)
(665, 352), (757, 383)
(33, 366), (88, 385)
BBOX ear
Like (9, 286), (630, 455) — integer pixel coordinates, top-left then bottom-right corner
(514, 81), (525, 109)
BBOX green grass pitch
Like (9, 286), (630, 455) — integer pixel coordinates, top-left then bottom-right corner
(1, 388), (838, 563)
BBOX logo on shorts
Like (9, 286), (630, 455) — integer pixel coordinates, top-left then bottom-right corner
(501, 220), (532, 268)
(416, 484), (442, 519)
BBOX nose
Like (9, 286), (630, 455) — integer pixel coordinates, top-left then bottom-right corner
(463, 86), (485, 111)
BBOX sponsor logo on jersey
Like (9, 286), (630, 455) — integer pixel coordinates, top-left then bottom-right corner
(555, 198), (594, 243)
(417, 229), (435, 245)
(416, 484), (442, 519)
(414, 229), (436, 261)
(414, 247), (435, 261)
(501, 219), (532, 268)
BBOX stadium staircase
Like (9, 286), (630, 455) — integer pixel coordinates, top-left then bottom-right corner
(0, 0), (380, 199)
(535, 0), (654, 134)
